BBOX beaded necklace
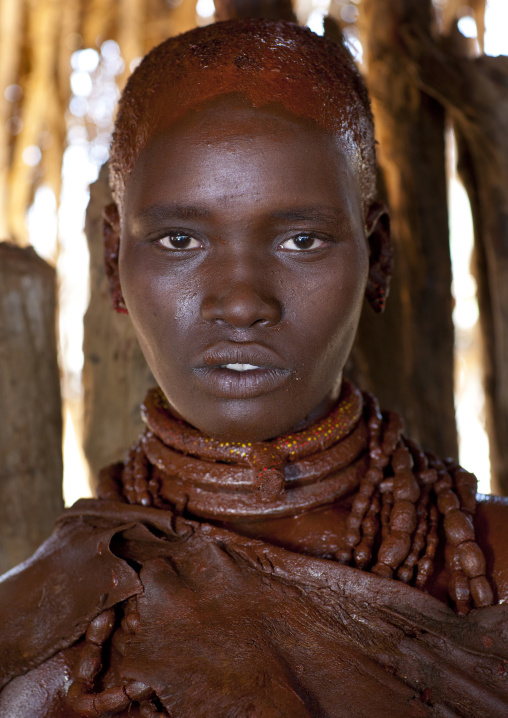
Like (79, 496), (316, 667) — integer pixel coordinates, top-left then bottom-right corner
(98, 379), (493, 613)
(74, 381), (494, 717)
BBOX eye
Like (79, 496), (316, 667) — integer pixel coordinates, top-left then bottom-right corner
(279, 234), (327, 252)
(158, 233), (201, 250)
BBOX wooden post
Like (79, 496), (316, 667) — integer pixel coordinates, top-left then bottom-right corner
(0, 242), (63, 573)
(354, 0), (458, 459)
(82, 164), (154, 485)
(214, 0), (296, 22)
(402, 26), (508, 494)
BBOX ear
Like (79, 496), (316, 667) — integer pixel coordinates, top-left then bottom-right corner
(103, 202), (128, 314)
(364, 202), (392, 314)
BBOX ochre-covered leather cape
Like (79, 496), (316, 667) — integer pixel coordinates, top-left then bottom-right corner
(1, 498), (508, 717)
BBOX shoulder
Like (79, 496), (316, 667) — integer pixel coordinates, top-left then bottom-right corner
(475, 492), (508, 526)
(0, 645), (81, 718)
(475, 494), (508, 603)
(0, 500), (142, 690)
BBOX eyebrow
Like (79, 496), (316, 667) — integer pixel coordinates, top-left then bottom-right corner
(134, 203), (214, 225)
(132, 203), (348, 228)
(271, 207), (348, 224)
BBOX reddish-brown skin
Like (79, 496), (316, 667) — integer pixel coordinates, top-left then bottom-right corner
(118, 95), (385, 442)
(109, 20), (377, 210)
(2, 19), (508, 717)
(109, 91), (508, 603)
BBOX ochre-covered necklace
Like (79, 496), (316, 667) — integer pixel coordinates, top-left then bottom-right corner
(131, 379), (368, 518)
(67, 381), (496, 716)
(98, 379), (494, 615)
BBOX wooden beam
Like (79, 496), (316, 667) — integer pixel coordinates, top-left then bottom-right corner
(82, 165), (155, 484)
(214, 0), (296, 23)
(0, 242), (63, 572)
(403, 24), (508, 494)
(355, 0), (458, 459)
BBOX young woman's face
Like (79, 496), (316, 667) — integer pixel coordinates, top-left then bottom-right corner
(119, 99), (370, 442)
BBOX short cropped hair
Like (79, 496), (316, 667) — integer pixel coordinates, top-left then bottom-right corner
(109, 19), (376, 208)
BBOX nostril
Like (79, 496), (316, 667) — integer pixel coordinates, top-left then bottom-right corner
(200, 283), (281, 329)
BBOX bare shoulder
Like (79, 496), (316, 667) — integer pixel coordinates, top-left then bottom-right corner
(475, 494), (508, 603)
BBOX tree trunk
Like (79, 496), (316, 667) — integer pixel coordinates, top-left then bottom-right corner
(354, 0), (458, 459)
(214, 0), (296, 22)
(82, 164), (154, 486)
(402, 26), (508, 494)
(0, 242), (63, 572)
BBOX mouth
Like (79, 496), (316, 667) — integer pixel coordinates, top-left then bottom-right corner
(193, 343), (292, 398)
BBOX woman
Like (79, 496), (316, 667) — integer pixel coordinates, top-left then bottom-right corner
(1, 19), (508, 718)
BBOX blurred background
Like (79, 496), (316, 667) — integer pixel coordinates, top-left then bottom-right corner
(1, 0), (507, 552)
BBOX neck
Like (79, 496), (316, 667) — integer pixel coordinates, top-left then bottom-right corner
(96, 380), (494, 613)
(127, 379), (367, 520)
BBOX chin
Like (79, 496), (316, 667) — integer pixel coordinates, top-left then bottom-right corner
(179, 400), (297, 444)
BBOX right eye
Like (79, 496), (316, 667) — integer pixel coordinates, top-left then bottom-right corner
(158, 233), (201, 250)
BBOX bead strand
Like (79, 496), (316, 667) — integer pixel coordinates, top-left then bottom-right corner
(147, 466), (170, 509)
(67, 601), (170, 717)
(336, 393), (385, 564)
(438, 470), (494, 608)
(379, 482), (393, 542)
(430, 457), (494, 609)
(68, 608), (151, 717)
(397, 486), (430, 584)
(122, 441), (140, 504)
(446, 543), (471, 615)
(415, 502), (439, 590)
(381, 411), (404, 458)
(353, 492), (380, 569)
(132, 435), (152, 506)
(97, 462), (125, 502)
(397, 440), (432, 584)
(372, 445), (417, 579)
(369, 410), (406, 577)
(452, 466), (478, 514)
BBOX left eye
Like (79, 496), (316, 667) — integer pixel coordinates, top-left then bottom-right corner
(158, 234), (201, 250)
(280, 235), (326, 251)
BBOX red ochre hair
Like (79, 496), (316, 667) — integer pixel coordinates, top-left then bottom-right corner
(109, 19), (376, 208)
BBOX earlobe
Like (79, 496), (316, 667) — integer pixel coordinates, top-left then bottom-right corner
(364, 202), (392, 314)
(103, 202), (128, 314)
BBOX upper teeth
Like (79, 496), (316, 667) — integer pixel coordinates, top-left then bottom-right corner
(223, 363), (260, 372)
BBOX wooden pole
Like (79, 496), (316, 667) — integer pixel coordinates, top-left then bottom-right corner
(82, 165), (154, 485)
(402, 25), (508, 494)
(214, 0), (296, 22)
(0, 243), (63, 573)
(355, 0), (458, 459)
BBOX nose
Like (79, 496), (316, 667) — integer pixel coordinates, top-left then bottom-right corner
(200, 276), (282, 329)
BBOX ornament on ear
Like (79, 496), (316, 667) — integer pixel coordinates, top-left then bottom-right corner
(103, 202), (128, 314)
(364, 204), (392, 314)
(365, 272), (390, 314)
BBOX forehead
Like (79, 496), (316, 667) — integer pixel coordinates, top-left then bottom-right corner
(123, 95), (363, 219)
(109, 21), (376, 211)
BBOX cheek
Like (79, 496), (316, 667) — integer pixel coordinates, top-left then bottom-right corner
(292, 249), (368, 351)
(119, 250), (195, 358)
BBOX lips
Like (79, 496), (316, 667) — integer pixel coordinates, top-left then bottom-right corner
(200, 342), (287, 370)
(193, 342), (292, 398)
